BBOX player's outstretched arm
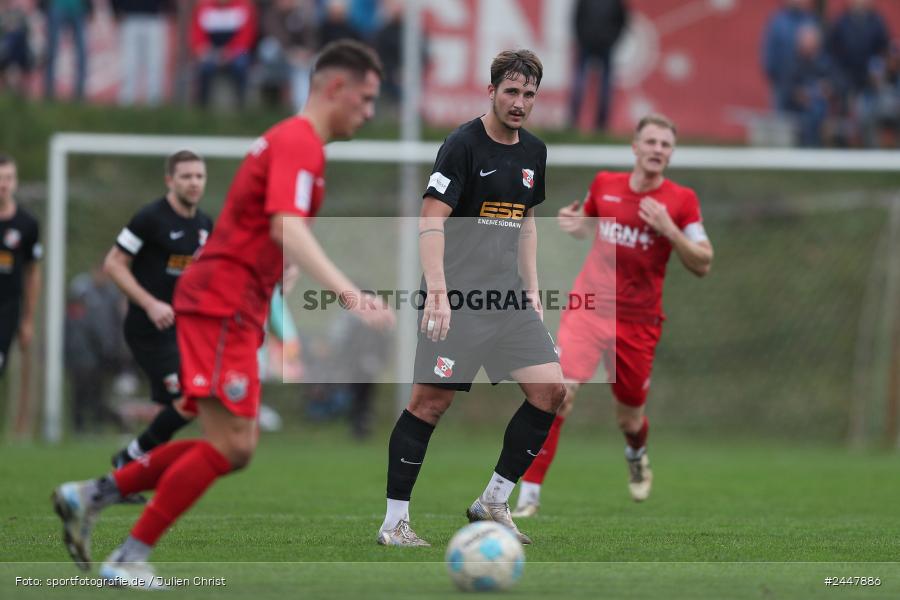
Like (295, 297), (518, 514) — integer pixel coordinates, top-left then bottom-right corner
(271, 213), (394, 330)
(419, 196), (451, 342)
(637, 198), (713, 277)
(558, 201), (592, 239)
(103, 246), (175, 329)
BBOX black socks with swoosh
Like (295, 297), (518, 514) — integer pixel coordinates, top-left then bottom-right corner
(386, 409), (436, 501)
(494, 400), (556, 484)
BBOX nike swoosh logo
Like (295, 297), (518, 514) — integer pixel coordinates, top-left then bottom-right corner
(479, 169), (497, 177)
(526, 450), (539, 457)
(169, 231), (185, 240)
(400, 458), (423, 465)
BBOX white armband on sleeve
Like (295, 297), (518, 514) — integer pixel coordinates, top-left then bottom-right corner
(117, 227), (144, 254)
(294, 169), (314, 213)
(427, 171), (451, 194)
(682, 222), (708, 243)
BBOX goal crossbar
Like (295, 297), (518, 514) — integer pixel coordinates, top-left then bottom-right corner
(44, 133), (900, 442)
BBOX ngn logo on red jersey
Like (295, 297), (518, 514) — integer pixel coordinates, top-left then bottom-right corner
(598, 221), (655, 251)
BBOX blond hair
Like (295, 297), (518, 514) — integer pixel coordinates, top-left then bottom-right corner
(635, 114), (677, 137)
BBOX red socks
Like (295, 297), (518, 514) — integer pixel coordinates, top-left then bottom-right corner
(625, 415), (649, 450)
(113, 440), (198, 496)
(521, 415), (565, 484)
(128, 440), (232, 546)
(518, 414), (648, 487)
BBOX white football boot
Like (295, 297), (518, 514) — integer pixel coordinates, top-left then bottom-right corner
(51, 481), (98, 571)
(510, 502), (539, 518)
(466, 497), (532, 545)
(100, 548), (167, 590)
(376, 520), (431, 547)
(627, 452), (653, 502)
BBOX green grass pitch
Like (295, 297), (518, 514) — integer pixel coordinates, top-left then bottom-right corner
(1, 425), (899, 599)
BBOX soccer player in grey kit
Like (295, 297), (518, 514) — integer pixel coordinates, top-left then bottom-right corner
(377, 49), (565, 547)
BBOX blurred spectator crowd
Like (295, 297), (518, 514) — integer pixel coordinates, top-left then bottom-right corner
(762, 0), (898, 147)
(1, 0), (898, 148)
(0, 0), (406, 112)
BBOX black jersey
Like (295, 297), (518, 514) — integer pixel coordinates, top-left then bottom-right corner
(422, 117), (547, 304)
(0, 206), (41, 306)
(116, 197), (213, 336)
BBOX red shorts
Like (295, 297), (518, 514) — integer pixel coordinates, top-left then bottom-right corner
(557, 309), (662, 407)
(177, 313), (263, 419)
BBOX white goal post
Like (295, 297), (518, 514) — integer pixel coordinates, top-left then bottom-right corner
(44, 134), (900, 442)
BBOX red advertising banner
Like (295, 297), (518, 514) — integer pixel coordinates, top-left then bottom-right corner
(17, 0), (900, 141)
(422, 0), (900, 141)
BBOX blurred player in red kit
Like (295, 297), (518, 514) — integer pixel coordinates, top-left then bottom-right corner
(513, 114), (713, 514)
(52, 39), (393, 585)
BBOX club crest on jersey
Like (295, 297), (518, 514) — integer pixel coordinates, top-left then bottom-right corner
(192, 373), (209, 388)
(434, 356), (455, 379)
(3, 228), (20, 249)
(164, 373), (181, 395)
(198, 229), (209, 246)
(223, 371), (249, 402)
(522, 169), (534, 189)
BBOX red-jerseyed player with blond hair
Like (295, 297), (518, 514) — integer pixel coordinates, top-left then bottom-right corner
(52, 39), (394, 586)
(513, 114), (714, 514)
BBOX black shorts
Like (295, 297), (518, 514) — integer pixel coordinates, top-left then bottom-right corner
(413, 307), (559, 392)
(125, 328), (182, 405)
(0, 301), (20, 376)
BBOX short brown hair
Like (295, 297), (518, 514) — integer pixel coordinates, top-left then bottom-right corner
(0, 154), (15, 168)
(490, 49), (543, 89)
(165, 150), (203, 176)
(635, 114), (677, 137)
(314, 39), (384, 80)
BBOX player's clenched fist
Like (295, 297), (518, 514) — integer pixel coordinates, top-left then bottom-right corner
(147, 299), (175, 330)
(557, 200), (584, 234)
(638, 197), (677, 239)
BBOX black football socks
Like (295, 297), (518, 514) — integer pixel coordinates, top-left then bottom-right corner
(386, 409), (435, 501)
(494, 400), (556, 483)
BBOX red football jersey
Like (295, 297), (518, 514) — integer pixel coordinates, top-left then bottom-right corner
(174, 116), (325, 329)
(575, 171), (703, 321)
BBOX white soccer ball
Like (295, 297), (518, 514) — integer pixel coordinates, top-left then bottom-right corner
(445, 521), (525, 592)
